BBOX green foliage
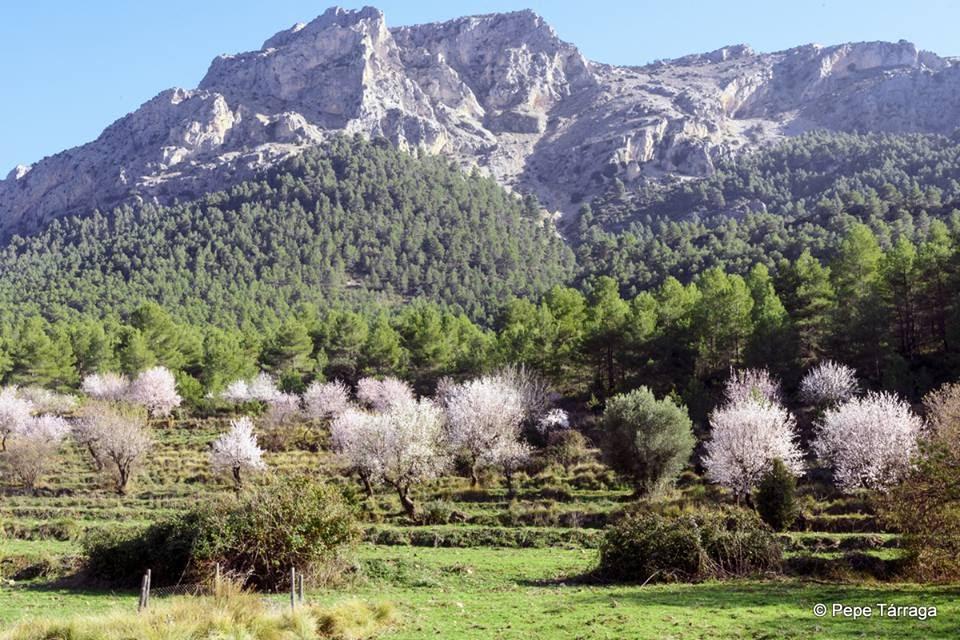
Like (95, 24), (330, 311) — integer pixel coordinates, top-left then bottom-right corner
(601, 388), (695, 496)
(598, 508), (782, 582)
(81, 476), (359, 590)
(755, 459), (798, 532)
(0, 135), (573, 326)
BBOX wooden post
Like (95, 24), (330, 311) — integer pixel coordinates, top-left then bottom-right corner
(145, 569), (152, 610)
(215, 563), (221, 592)
(290, 567), (296, 611)
(138, 573), (148, 612)
(298, 572), (305, 603)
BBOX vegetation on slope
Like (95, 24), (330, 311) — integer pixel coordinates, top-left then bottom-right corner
(0, 135), (574, 326)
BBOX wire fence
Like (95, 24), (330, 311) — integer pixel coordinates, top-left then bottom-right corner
(135, 565), (308, 612)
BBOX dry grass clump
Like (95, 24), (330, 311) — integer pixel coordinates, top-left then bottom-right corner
(0, 581), (395, 640)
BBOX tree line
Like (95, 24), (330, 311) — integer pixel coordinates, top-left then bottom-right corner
(1, 219), (957, 415)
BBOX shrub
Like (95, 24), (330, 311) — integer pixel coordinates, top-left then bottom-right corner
(545, 429), (591, 470)
(600, 387), (695, 496)
(598, 508), (782, 582)
(82, 475), (359, 590)
(755, 458), (798, 531)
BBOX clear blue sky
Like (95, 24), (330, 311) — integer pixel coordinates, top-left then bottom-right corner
(1, 1), (955, 173)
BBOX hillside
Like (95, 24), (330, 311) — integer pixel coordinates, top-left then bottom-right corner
(0, 136), (573, 325)
(575, 131), (960, 294)
(4, 7), (960, 238)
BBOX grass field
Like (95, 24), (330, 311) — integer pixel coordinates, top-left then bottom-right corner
(2, 542), (958, 638)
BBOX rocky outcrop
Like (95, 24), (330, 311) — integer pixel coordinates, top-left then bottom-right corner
(2, 8), (959, 238)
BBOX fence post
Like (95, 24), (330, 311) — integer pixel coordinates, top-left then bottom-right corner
(145, 569), (152, 610)
(298, 571), (305, 603)
(215, 563), (221, 592)
(138, 572), (148, 612)
(290, 567), (296, 611)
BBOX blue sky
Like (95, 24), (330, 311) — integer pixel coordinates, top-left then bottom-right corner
(1, 1), (955, 173)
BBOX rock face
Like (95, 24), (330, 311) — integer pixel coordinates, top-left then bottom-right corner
(2, 6), (960, 238)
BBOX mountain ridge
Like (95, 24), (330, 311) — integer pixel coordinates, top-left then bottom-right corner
(3, 5), (959, 239)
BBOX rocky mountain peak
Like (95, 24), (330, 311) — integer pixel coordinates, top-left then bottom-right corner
(3, 8), (960, 240)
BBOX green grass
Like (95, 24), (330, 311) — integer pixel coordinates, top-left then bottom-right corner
(306, 546), (958, 639)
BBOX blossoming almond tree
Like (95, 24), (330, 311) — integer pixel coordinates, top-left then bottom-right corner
(126, 366), (181, 418)
(0, 387), (33, 451)
(813, 391), (923, 492)
(74, 403), (152, 495)
(444, 376), (527, 486)
(331, 400), (449, 519)
(5, 414), (70, 493)
(303, 380), (352, 422)
(81, 373), (130, 402)
(356, 377), (415, 413)
(210, 416), (266, 491)
(703, 398), (804, 500)
(800, 361), (860, 407)
(723, 368), (782, 406)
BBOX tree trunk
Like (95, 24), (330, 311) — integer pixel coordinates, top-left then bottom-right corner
(359, 471), (374, 498)
(232, 466), (243, 493)
(394, 483), (417, 521)
(116, 464), (130, 496)
(504, 471), (516, 498)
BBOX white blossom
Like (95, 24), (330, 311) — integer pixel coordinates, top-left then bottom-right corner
(74, 403), (152, 494)
(800, 361), (860, 407)
(16, 387), (77, 414)
(126, 367), (181, 417)
(331, 400), (449, 517)
(536, 408), (570, 433)
(303, 380), (351, 421)
(210, 416), (266, 489)
(0, 386), (33, 451)
(444, 376), (527, 485)
(220, 379), (251, 403)
(814, 391), (923, 492)
(81, 373), (130, 402)
(723, 368), (782, 406)
(4, 414), (70, 491)
(261, 392), (302, 430)
(492, 364), (556, 423)
(703, 398), (803, 498)
(356, 377), (415, 413)
(247, 373), (282, 403)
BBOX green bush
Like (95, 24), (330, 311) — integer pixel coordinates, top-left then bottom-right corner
(82, 475), (359, 589)
(755, 458), (798, 531)
(598, 508), (782, 582)
(545, 430), (592, 470)
(600, 388), (695, 496)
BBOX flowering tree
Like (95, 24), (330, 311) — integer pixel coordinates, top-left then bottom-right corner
(703, 399), (804, 500)
(922, 382), (960, 442)
(220, 379), (251, 404)
(356, 377), (415, 412)
(5, 415), (70, 493)
(800, 361), (860, 407)
(303, 380), (351, 422)
(444, 376), (527, 486)
(74, 402), (152, 494)
(219, 373), (281, 404)
(536, 408), (570, 434)
(126, 367), (181, 417)
(493, 364), (555, 424)
(210, 416), (266, 490)
(0, 387), (33, 451)
(16, 387), (77, 414)
(814, 391), (923, 492)
(331, 400), (449, 518)
(723, 368), (782, 406)
(81, 373), (130, 402)
(330, 408), (386, 497)
(496, 438), (532, 497)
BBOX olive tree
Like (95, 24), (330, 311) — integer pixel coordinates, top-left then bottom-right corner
(600, 387), (695, 496)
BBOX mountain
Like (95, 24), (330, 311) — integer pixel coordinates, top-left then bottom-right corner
(3, 6), (960, 239)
